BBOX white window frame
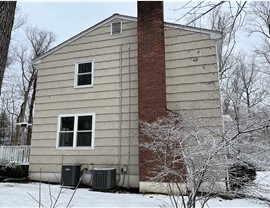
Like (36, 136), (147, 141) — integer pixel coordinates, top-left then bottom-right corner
(56, 113), (96, 150)
(111, 21), (122, 35)
(74, 59), (94, 88)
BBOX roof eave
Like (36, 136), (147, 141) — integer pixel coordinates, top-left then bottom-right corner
(164, 22), (222, 40)
(33, 14), (137, 64)
(33, 14), (222, 64)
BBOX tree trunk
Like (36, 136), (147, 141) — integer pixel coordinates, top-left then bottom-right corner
(14, 91), (30, 145)
(27, 77), (37, 145)
(0, 1), (16, 95)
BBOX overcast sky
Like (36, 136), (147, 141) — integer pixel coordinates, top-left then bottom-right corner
(16, 1), (258, 54)
(17, 1), (187, 46)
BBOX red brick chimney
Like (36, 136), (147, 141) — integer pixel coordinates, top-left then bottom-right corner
(137, 1), (167, 182)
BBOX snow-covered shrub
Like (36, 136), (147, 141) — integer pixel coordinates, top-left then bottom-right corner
(228, 161), (256, 191)
(140, 111), (227, 208)
(140, 110), (270, 208)
(0, 162), (28, 178)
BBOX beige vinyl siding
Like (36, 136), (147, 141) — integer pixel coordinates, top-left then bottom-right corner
(29, 20), (139, 187)
(165, 27), (222, 126)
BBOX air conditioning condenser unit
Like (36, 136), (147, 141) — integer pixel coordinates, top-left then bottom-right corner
(92, 168), (116, 190)
(61, 164), (81, 186)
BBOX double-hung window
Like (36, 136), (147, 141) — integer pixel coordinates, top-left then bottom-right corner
(57, 113), (95, 149)
(75, 60), (94, 87)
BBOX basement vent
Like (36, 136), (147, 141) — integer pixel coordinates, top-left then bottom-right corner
(111, 22), (122, 35)
(92, 168), (116, 190)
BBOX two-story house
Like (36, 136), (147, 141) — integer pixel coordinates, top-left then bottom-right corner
(30, 2), (222, 192)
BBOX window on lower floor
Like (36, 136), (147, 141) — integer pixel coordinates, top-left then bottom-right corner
(57, 113), (95, 149)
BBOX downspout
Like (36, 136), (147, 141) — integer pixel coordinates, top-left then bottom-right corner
(214, 34), (230, 189)
(127, 43), (131, 189)
(215, 37), (224, 130)
(118, 45), (123, 178)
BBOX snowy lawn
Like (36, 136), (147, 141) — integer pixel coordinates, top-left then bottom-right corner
(0, 172), (269, 208)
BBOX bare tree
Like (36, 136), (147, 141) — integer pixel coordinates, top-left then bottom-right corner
(247, 2), (270, 75)
(221, 56), (268, 136)
(1, 8), (55, 145)
(221, 66), (243, 124)
(247, 2), (270, 39)
(13, 46), (36, 145)
(12, 6), (27, 31)
(1, 73), (21, 145)
(238, 60), (267, 110)
(5, 6), (28, 70)
(25, 27), (56, 144)
(172, 1), (247, 79)
(12, 27), (56, 145)
(0, 109), (10, 144)
(140, 110), (270, 208)
(0, 1), (17, 95)
(209, 3), (247, 79)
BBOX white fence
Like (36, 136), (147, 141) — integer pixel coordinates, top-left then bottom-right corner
(0, 146), (30, 164)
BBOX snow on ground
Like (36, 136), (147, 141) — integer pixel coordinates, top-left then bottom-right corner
(0, 182), (169, 207)
(0, 172), (269, 208)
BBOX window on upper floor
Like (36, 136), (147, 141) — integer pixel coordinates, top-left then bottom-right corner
(75, 60), (94, 88)
(57, 113), (95, 149)
(111, 22), (122, 35)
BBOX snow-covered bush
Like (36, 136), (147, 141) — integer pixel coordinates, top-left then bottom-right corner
(0, 162), (28, 178)
(228, 161), (256, 191)
(140, 110), (270, 208)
